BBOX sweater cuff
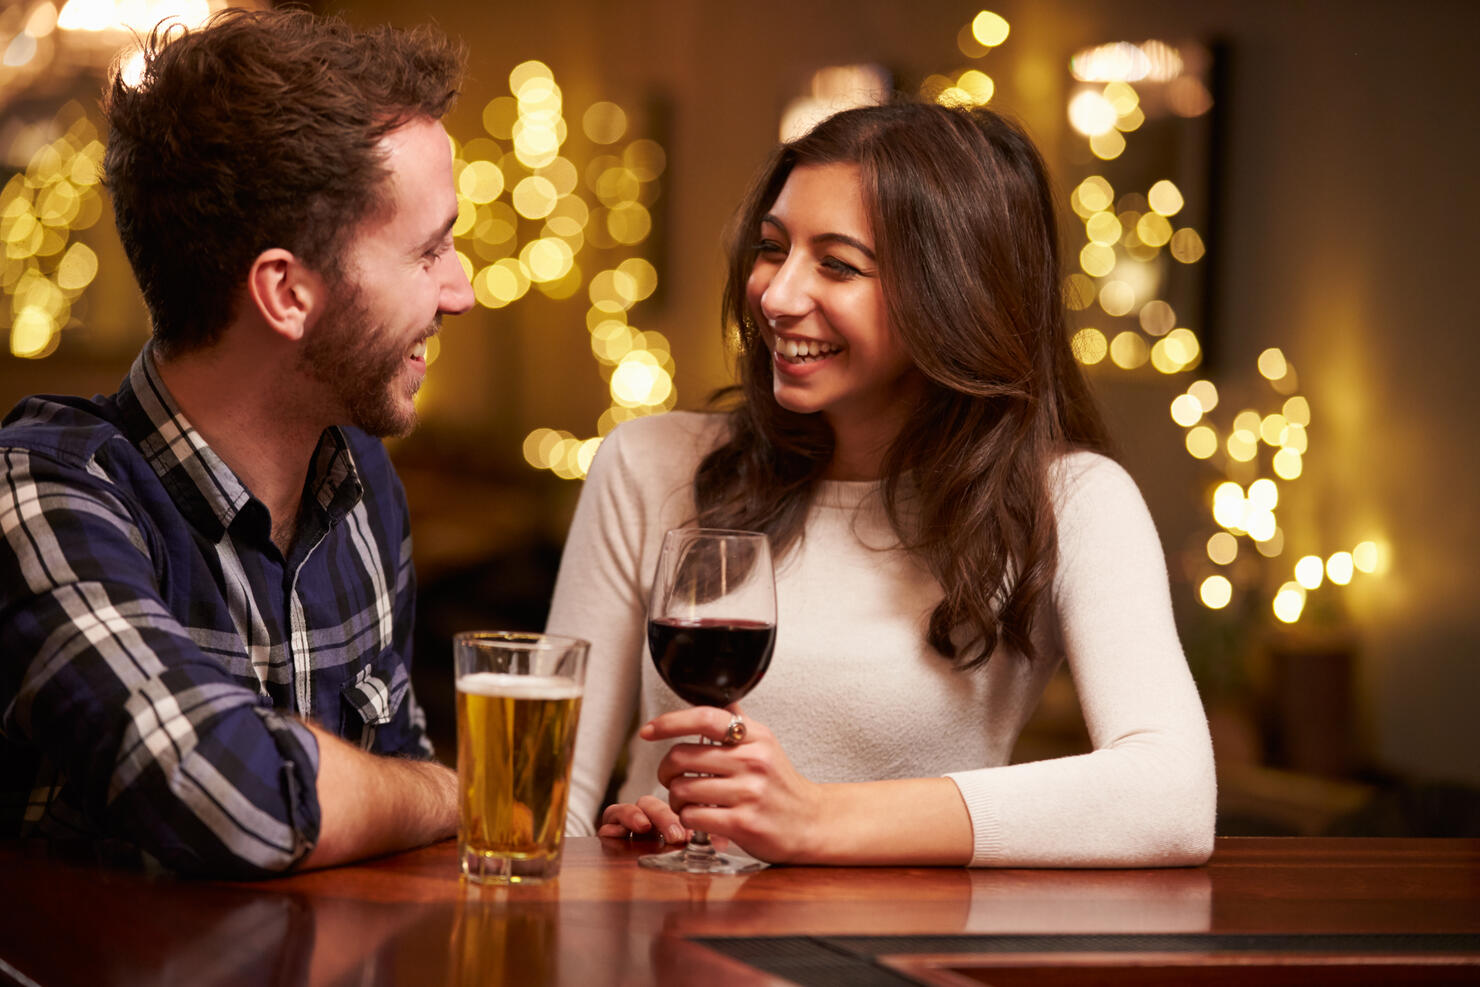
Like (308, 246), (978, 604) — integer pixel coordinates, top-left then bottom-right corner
(944, 771), (1004, 866)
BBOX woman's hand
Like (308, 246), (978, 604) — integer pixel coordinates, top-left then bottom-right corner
(596, 795), (691, 845)
(641, 705), (824, 863)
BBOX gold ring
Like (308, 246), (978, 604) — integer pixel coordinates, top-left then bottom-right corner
(722, 713), (746, 745)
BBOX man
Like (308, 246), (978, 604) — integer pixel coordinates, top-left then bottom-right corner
(0, 9), (474, 877)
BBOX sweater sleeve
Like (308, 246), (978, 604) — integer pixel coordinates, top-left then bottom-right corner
(945, 454), (1217, 867)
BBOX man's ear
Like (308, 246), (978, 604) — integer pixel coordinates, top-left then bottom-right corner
(246, 248), (327, 341)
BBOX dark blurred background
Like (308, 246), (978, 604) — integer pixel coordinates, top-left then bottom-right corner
(3, 0), (1476, 836)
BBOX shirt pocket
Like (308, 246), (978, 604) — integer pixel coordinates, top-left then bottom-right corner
(340, 650), (409, 751)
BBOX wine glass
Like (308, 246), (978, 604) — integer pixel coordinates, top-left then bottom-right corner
(640, 528), (776, 874)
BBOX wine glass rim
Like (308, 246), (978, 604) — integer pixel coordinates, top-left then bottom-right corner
(664, 527), (769, 539)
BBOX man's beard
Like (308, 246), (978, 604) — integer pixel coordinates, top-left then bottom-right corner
(301, 280), (434, 439)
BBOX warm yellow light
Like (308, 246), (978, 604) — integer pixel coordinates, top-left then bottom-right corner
(607, 202), (652, 244)
(1102, 81), (1139, 116)
(1200, 575), (1233, 610)
(1260, 413), (1288, 446)
(971, 10), (1010, 47)
(9, 306), (56, 358)
(936, 87), (974, 108)
(509, 59), (554, 93)
(1065, 272), (1096, 310)
(1188, 379), (1218, 413)
(1327, 552), (1354, 585)
(1273, 582), (1306, 623)
(1207, 532), (1238, 566)
(1170, 393), (1202, 427)
(521, 237), (574, 282)
(1109, 330), (1148, 369)
(1147, 179), (1184, 217)
(616, 257), (659, 301)
(1075, 176), (1114, 213)
(575, 437), (603, 476)
(1283, 395), (1311, 426)
(1353, 541), (1380, 574)
(458, 160), (505, 204)
(1257, 347), (1287, 381)
(1072, 327), (1108, 365)
(1272, 448), (1303, 479)
(536, 157), (579, 198)
(1079, 242), (1116, 277)
(1170, 227), (1206, 263)
(54, 241), (97, 291)
(1212, 482), (1244, 529)
(582, 101), (628, 144)
(1085, 210), (1122, 245)
(1139, 299), (1175, 336)
(1245, 508), (1277, 542)
(1256, 527), (1285, 558)
(1226, 431), (1258, 463)
(1136, 212), (1173, 247)
(512, 175), (558, 219)
(610, 351), (673, 407)
(1247, 478), (1279, 511)
(1090, 130), (1126, 160)
(1294, 555), (1324, 590)
(1098, 280), (1135, 316)
(957, 69), (995, 103)
(1232, 409), (1261, 437)
(1185, 425), (1217, 459)
(590, 319), (636, 364)
(1154, 329), (1200, 372)
(623, 139), (667, 182)
(1115, 105), (1145, 133)
(1279, 422), (1308, 453)
(476, 99), (515, 143)
(1068, 90), (1118, 136)
(522, 427), (558, 467)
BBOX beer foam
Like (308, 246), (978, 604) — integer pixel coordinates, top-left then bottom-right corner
(457, 672), (583, 700)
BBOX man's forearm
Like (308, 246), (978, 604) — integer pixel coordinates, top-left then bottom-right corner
(300, 722), (458, 870)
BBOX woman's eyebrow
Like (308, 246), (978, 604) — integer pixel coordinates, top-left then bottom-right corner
(812, 232), (875, 260)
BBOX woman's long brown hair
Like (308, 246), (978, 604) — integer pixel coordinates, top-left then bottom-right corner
(694, 100), (1111, 669)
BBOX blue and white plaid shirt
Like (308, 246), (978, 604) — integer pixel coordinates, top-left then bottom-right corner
(0, 345), (431, 877)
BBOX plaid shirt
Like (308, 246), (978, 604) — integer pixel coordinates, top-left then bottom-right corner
(0, 345), (431, 877)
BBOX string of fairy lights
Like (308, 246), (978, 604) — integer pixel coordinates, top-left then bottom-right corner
(1, 105), (104, 360)
(447, 58), (674, 480)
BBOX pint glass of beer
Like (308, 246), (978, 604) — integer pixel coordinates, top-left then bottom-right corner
(454, 631), (590, 884)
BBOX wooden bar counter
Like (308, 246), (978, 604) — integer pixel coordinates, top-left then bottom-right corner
(3, 837), (1477, 984)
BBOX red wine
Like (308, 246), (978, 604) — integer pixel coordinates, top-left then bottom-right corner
(647, 617), (776, 707)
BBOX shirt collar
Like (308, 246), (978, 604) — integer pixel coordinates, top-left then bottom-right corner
(115, 343), (365, 541)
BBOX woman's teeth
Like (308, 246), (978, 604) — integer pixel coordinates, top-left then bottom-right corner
(777, 338), (841, 363)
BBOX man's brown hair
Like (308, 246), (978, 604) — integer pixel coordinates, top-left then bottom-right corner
(103, 8), (465, 353)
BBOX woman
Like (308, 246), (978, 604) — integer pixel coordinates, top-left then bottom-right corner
(547, 99), (1215, 867)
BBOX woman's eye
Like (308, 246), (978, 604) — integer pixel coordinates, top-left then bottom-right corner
(822, 257), (862, 279)
(754, 239), (785, 256)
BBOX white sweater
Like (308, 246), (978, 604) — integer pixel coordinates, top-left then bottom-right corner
(548, 412), (1216, 866)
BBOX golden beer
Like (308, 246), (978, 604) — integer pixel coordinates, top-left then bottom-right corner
(456, 672), (583, 883)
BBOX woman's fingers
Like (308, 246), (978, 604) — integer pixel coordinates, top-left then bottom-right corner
(640, 704), (750, 745)
(596, 795), (690, 844)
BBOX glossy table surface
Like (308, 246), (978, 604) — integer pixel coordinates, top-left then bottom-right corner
(3, 837), (1478, 985)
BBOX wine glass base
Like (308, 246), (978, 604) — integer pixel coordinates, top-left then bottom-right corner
(638, 847), (767, 875)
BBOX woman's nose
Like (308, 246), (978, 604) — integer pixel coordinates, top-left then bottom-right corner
(759, 255), (812, 324)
